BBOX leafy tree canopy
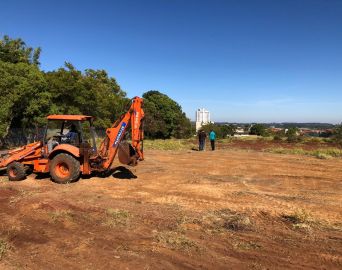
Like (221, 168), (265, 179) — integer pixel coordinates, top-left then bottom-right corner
(201, 123), (236, 138)
(0, 35), (41, 65)
(45, 63), (127, 128)
(0, 35), (128, 141)
(0, 35), (193, 144)
(0, 60), (48, 137)
(142, 90), (192, 139)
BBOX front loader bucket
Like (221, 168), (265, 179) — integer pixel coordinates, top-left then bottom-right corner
(0, 150), (10, 168)
(117, 141), (138, 166)
(0, 141), (42, 169)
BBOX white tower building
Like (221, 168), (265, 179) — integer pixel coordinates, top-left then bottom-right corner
(195, 108), (211, 132)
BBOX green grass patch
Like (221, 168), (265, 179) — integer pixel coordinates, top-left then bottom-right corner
(265, 147), (342, 159)
(143, 139), (196, 151)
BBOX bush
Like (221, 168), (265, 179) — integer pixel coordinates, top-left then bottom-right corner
(249, 124), (267, 136)
(286, 127), (299, 143)
(273, 134), (283, 141)
(333, 124), (342, 147)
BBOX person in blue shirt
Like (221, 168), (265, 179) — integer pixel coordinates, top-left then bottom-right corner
(209, 129), (216, 151)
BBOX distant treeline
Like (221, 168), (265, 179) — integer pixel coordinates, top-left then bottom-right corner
(0, 35), (191, 146)
(200, 122), (342, 146)
(215, 123), (336, 130)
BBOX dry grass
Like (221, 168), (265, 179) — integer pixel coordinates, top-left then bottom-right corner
(0, 238), (8, 260)
(282, 209), (313, 224)
(201, 209), (253, 233)
(0, 176), (8, 183)
(282, 209), (316, 231)
(155, 231), (199, 252)
(49, 210), (74, 222)
(9, 189), (35, 204)
(232, 240), (262, 251)
(282, 209), (342, 232)
(265, 147), (342, 159)
(104, 209), (131, 227)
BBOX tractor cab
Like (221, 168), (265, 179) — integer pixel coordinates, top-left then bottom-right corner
(44, 115), (97, 154)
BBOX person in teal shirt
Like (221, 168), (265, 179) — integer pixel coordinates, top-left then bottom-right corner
(209, 129), (216, 151)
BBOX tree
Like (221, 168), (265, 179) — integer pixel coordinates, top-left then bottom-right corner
(0, 61), (48, 139)
(201, 123), (236, 138)
(142, 90), (191, 139)
(249, 124), (267, 136)
(0, 35), (41, 65)
(201, 123), (222, 138)
(0, 35), (130, 145)
(44, 63), (127, 128)
(222, 124), (236, 137)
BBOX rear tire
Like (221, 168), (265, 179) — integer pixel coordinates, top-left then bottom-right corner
(7, 162), (26, 181)
(49, 153), (80, 184)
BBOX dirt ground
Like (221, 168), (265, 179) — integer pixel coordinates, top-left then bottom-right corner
(0, 148), (341, 269)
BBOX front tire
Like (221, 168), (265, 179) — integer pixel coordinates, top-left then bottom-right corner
(49, 153), (80, 184)
(7, 162), (26, 181)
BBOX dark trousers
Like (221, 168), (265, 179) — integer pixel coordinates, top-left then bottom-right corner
(210, 140), (215, 151)
(199, 140), (205, 151)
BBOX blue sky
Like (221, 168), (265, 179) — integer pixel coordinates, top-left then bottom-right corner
(1, 0), (341, 123)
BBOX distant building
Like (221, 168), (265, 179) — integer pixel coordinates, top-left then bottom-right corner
(195, 108), (211, 132)
(235, 127), (245, 135)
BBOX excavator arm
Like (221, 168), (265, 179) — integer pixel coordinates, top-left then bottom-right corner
(98, 96), (144, 170)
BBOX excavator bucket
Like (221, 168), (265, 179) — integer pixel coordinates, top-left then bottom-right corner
(117, 141), (138, 166)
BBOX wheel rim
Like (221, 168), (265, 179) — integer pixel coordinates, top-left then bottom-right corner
(55, 162), (70, 179)
(9, 168), (17, 178)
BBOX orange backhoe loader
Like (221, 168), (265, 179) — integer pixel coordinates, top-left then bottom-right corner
(0, 96), (144, 183)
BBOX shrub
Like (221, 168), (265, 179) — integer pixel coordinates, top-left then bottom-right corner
(249, 124), (267, 136)
(286, 127), (299, 143)
(273, 134), (283, 141)
(333, 124), (342, 147)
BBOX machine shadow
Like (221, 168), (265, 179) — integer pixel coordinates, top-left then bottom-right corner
(32, 167), (137, 182)
(111, 166), (137, 179)
(0, 168), (7, 176)
(34, 173), (52, 180)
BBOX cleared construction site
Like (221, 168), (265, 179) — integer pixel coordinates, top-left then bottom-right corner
(1, 145), (341, 269)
